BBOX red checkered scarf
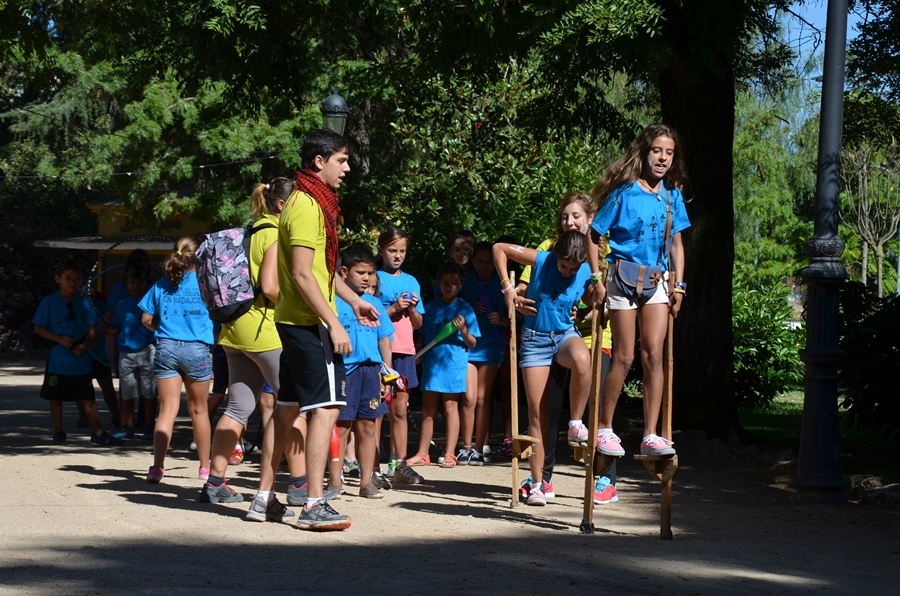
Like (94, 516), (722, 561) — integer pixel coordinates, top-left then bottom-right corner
(294, 168), (341, 276)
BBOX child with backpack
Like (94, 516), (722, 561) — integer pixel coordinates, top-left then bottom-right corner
(138, 236), (214, 484)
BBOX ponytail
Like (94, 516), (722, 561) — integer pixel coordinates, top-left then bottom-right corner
(250, 177), (293, 218)
(164, 235), (201, 291)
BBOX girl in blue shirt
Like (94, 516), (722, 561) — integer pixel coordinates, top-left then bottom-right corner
(138, 236), (214, 484)
(416, 262), (480, 468)
(587, 124), (691, 459)
(493, 231), (593, 505)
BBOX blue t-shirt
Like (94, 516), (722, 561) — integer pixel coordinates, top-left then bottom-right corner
(460, 270), (507, 363)
(420, 298), (480, 393)
(138, 272), (214, 345)
(590, 182), (691, 268)
(105, 280), (128, 315)
(113, 295), (156, 353)
(376, 270), (426, 316)
(32, 292), (99, 375)
(524, 251), (591, 333)
(337, 293), (395, 374)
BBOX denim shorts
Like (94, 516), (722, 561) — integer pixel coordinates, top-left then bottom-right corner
(153, 338), (212, 381)
(519, 326), (583, 368)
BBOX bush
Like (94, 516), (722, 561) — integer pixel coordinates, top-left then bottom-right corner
(838, 282), (900, 436)
(732, 279), (804, 408)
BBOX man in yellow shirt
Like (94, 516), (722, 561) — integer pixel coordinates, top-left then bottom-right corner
(270, 129), (379, 531)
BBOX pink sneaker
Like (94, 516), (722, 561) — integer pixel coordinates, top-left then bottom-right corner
(527, 484), (546, 506)
(641, 434), (675, 456)
(596, 432), (625, 456)
(542, 480), (555, 499)
(147, 466), (165, 484)
(519, 479), (532, 501)
(593, 485), (619, 505)
(567, 423), (589, 446)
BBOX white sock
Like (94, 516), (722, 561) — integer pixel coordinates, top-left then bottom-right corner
(568, 420), (584, 428)
(643, 434), (657, 441)
(598, 428), (613, 435)
(305, 497), (324, 510)
(235, 444), (244, 451)
(255, 490), (273, 504)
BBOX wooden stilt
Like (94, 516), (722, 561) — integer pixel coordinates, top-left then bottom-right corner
(508, 272), (538, 508)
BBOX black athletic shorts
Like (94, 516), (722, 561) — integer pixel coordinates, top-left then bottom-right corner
(276, 322), (346, 412)
(41, 373), (96, 402)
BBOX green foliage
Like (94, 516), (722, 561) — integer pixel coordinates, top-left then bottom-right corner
(732, 88), (814, 287)
(838, 281), (900, 437)
(848, 0), (900, 104)
(732, 278), (804, 408)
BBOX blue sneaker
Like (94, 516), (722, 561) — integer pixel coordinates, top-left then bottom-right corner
(112, 427), (134, 439)
(90, 432), (123, 446)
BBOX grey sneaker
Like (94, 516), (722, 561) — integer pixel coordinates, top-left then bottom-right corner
(295, 502), (352, 531)
(359, 481), (384, 499)
(325, 484), (343, 500)
(287, 481), (340, 506)
(372, 472), (392, 490)
(393, 461), (424, 485)
(245, 497), (295, 523)
(199, 481), (244, 504)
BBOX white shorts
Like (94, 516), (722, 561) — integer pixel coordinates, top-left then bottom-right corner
(606, 265), (670, 311)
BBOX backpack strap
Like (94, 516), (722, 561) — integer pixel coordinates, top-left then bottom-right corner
(245, 221), (278, 338)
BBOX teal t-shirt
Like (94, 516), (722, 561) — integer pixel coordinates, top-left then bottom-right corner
(32, 293), (99, 375)
(420, 298), (480, 394)
(337, 293), (395, 374)
(460, 270), (506, 363)
(113, 295), (156, 353)
(138, 272), (214, 345)
(524, 251), (591, 333)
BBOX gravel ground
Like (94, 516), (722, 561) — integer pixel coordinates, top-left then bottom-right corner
(1, 359), (897, 595)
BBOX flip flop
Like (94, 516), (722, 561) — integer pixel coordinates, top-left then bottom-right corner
(406, 453), (430, 467)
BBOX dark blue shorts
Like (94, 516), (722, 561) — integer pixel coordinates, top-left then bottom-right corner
(392, 353), (418, 390)
(338, 363), (388, 421)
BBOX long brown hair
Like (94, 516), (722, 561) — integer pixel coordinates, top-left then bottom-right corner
(164, 236), (201, 291)
(249, 177), (293, 218)
(555, 192), (594, 238)
(591, 124), (689, 211)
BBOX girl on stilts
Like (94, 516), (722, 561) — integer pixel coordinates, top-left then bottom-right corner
(587, 124), (691, 457)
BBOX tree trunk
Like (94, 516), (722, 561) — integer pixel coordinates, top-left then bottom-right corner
(875, 244), (883, 298)
(657, 2), (741, 439)
(861, 240), (868, 286)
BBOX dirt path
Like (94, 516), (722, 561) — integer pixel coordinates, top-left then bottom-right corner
(1, 359), (897, 595)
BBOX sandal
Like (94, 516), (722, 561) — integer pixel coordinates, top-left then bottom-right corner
(405, 453), (430, 467)
(440, 453), (458, 468)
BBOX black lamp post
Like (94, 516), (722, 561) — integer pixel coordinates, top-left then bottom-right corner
(796, 0), (849, 491)
(321, 89), (349, 136)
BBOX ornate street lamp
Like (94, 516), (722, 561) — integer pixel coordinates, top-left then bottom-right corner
(321, 89), (349, 136)
(796, 0), (849, 492)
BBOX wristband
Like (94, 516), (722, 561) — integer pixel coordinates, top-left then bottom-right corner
(674, 281), (687, 290)
(500, 278), (512, 286)
(674, 288), (686, 296)
(501, 284), (517, 294)
(590, 273), (603, 282)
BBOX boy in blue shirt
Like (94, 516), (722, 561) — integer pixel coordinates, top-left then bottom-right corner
(31, 261), (122, 446)
(415, 262), (480, 468)
(328, 244), (395, 499)
(107, 265), (158, 440)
